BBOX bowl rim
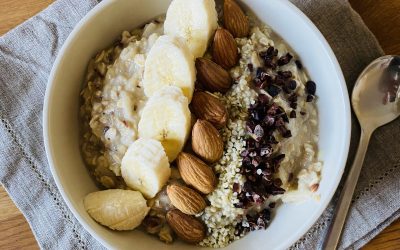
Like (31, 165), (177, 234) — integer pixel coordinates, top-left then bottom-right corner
(43, 0), (351, 249)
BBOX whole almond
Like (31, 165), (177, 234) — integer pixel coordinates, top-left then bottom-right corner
(192, 119), (224, 163)
(213, 28), (239, 69)
(196, 58), (232, 93)
(167, 184), (206, 215)
(166, 209), (206, 243)
(191, 91), (228, 129)
(223, 0), (249, 38)
(176, 152), (216, 194)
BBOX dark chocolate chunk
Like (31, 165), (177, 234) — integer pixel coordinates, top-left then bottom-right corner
(295, 59), (303, 69)
(277, 53), (293, 66)
(305, 80), (317, 95)
(248, 63), (254, 72)
(266, 84), (281, 97)
(286, 80), (297, 90)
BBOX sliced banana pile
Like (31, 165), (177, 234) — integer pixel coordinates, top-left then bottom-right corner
(85, 0), (218, 233)
(133, 0), (218, 192)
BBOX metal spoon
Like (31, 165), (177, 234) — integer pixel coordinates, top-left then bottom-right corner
(322, 55), (400, 249)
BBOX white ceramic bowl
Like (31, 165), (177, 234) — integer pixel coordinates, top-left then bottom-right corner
(43, 0), (351, 249)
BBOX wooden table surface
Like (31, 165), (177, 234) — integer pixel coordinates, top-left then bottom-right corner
(0, 0), (399, 249)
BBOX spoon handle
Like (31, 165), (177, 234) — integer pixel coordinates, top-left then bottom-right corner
(322, 130), (372, 249)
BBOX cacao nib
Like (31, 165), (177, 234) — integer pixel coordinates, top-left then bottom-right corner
(242, 156), (251, 166)
(260, 146), (272, 157)
(258, 93), (270, 104)
(267, 85), (281, 97)
(277, 53), (293, 66)
(243, 181), (253, 192)
(234, 202), (244, 208)
(281, 112), (289, 123)
(282, 129), (292, 138)
(252, 193), (263, 203)
(275, 116), (285, 127)
(286, 80), (297, 90)
(273, 154), (285, 163)
(253, 125), (264, 139)
(273, 178), (283, 187)
(288, 93), (298, 103)
(249, 151), (257, 157)
(259, 46), (277, 64)
(246, 139), (256, 149)
(266, 46), (275, 56)
(264, 59), (277, 69)
(269, 135), (278, 144)
(248, 63), (254, 72)
(278, 70), (292, 79)
(241, 149), (250, 157)
(251, 158), (261, 167)
(306, 80), (317, 95)
(253, 78), (264, 88)
(264, 116), (275, 127)
(274, 75), (285, 86)
(295, 59), (303, 69)
(251, 110), (262, 121)
(256, 67), (265, 78)
(306, 94), (314, 102)
(267, 104), (279, 116)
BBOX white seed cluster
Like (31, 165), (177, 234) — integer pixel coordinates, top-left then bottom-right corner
(199, 38), (257, 248)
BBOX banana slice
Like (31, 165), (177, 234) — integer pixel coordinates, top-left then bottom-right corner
(121, 138), (171, 199)
(84, 189), (149, 231)
(164, 0), (218, 58)
(138, 86), (191, 162)
(143, 35), (195, 101)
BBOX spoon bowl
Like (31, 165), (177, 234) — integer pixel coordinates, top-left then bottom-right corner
(352, 55), (400, 130)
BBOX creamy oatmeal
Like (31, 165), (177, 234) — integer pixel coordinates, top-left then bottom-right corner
(80, 0), (322, 248)
(80, 19), (164, 187)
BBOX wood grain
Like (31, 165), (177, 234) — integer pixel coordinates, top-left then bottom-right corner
(0, 186), (39, 250)
(363, 219), (400, 250)
(0, 0), (399, 249)
(350, 0), (400, 55)
(0, 0), (53, 36)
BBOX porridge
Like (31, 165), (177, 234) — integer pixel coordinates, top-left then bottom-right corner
(80, 19), (164, 187)
(79, 0), (322, 248)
